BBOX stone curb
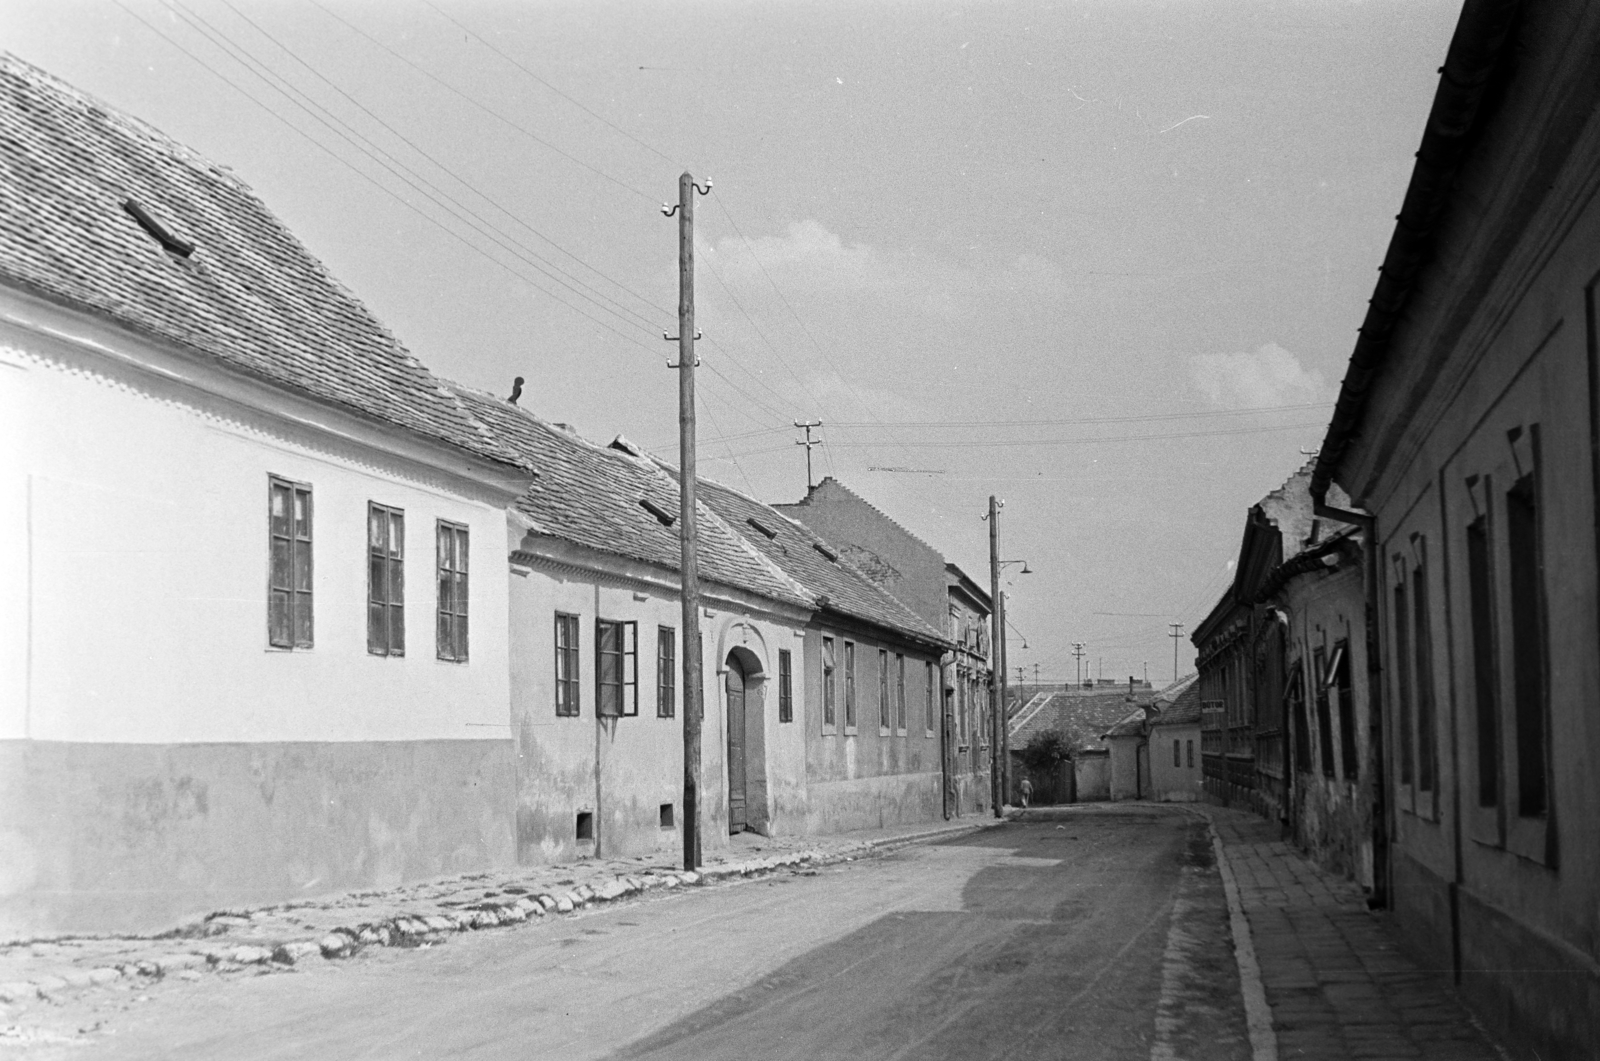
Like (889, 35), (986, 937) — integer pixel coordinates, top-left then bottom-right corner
(0, 819), (993, 1005)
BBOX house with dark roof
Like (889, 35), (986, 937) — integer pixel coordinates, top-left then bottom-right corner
(1309, 1), (1600, 1052)
(775, 478), (995, 818)
(0, 54), (536, 936)
(1148, 678), (1201, 803)
(452, 387), (817, 860)
(688, 473), (955, 833)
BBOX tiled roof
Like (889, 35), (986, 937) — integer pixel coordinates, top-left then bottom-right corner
(452, 386), (809, 608)
(1012, 688), (1158, 749)
(0, 54), (520, 469)
(1152, 682), (1203, 727)
(688, 475), (948, 647)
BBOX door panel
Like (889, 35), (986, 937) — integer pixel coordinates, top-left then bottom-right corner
(727, 661), (747, 833)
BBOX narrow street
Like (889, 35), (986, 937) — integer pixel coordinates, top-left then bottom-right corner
(19, 809), (1249, 1061)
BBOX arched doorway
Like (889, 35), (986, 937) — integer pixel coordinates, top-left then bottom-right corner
(725, 648), (768, 834)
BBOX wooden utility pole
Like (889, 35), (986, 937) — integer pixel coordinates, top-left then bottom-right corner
(665, 172), (710, 870)
(794, 420), (823, 490)
(1169, 622), (1185, 683)
(987, 496), (1003, 816)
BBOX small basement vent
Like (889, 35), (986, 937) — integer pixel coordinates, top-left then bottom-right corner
(576, 811), (594, 841)
(122, 198), (194, 258)
(659, 803), (675, 829)
(813, 542), (839, 562)
(640, 499), (676, 526)
(746, 517), (778, 539)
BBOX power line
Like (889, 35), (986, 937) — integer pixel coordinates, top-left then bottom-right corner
(779, 421), (1331, 450)
(827, 402), (1335, 429)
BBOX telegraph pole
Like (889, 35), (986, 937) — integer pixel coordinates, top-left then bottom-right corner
(1169, 622), (1185, 683)
(986, 496), (1004, 816)
(665, 173), (710, 870)
(794, 420), (822, 490)
(1033, 662), (1040, 687)
(1072, 642), (1086, 687)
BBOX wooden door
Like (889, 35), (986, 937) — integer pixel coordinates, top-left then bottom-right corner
(726, 659), (747, 833)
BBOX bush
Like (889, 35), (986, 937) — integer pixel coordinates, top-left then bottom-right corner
(1019, 729), (1077, 773)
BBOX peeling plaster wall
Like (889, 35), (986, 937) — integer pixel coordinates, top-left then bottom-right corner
(800, 625), (945, 834)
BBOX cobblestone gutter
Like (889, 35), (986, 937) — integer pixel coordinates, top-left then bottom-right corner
(0, 819), (996, 1011)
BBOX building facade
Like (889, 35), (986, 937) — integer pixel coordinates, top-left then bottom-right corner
(1311, 1), (1600, 1053)
(0, 57), (534, 936)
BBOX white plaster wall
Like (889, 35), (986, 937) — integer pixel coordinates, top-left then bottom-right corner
(1148, 724), (1202, 801)
(508, 558), (810, 859)
(0, 318), (513, 745)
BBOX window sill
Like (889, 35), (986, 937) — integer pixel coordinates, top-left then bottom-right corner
(843, 726), (859, 736)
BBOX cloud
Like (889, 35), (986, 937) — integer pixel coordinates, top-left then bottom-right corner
(1190, 343), (1332, 408)
(700, 220), (1062, 321)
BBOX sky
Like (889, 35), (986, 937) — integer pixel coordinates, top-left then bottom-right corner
(2, 0), (1462, 684)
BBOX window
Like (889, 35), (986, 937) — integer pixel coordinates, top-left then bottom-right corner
(1174, 739), (1181, 768)
(367, 503), (404, 656)
(657, 626), (676, 718)
(268, 476), (312, 648)
(1187, 740), (1194, 768)
(555, 613), (580, 716)
(822, 637), (837, 728)
(436, 521), (468, 662)
(1333, 642), (1357, 781)
(596, 619), (638, 717)
(844, 641), (857, 729)
(1289, 662), (1311, 774)
(1393, 578), (1413, 786)
(778, 649), (793, 723)
(1315, 648), (1335, 778)
(895, 654), (907, 731)
(1507, 473), (1548, 817)
(1467, 512), (1499, 807)
(925, 662), (936, 734)
(1413, 552), (1437, 793)
(879, 649), (890, 731)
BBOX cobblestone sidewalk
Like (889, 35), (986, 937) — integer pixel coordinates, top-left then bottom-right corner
(1203, 805), (1509, 1061)
(0, 815), (996, 1020)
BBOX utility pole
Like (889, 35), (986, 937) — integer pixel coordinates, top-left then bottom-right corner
(794, 420), (822, 490)
(1033, 661), (1040, 687)
(985, 496), (1004, 816)
(998, 590), (1010, 800)
(1015, 665), (1026, 689)
(665, 173), (709, 870)
(1072, 642), (1085, 687)
(1169, 622), (1185, 683)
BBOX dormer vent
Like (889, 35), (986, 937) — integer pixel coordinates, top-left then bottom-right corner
(813, 542), (839, 562)
(122, 198), (194, 257)
(746, 517), (778, 539)
(640, 499), (676, 526)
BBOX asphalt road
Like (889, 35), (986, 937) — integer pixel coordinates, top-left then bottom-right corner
(24, 806), (1251, 1061)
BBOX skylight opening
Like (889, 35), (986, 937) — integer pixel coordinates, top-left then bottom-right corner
(122, 198), (194, 258)
(640, 499), (676, 526)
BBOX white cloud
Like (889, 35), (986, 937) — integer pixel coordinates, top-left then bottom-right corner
(1190, 343), (1332, 408)
(700, 220), (1062, 321)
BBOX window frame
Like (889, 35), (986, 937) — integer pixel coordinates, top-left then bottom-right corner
(822, 636), (837, 731)
(435, 520), (469, 663)
(843, 640), (857, 732)
(925, 661), (937, 737)
(1333, 640), (1357, 781)
(555, 612), (581, 717)
(657, 625), (676, 718)
(778, 648), (793, 723)
(267, 475), (313, 649)
(878, 648), (891, 734)
(367, 502), (405, 657)
(895, 653), (907, 733)
(1314, 647), (1335, 778)
(596, 618), (639, 718)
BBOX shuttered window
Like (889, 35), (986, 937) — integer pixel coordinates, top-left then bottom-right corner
(367, 504), (405, 656)
(436, 521), (468, 662)
(555, 613), (580, 716)
(268, 476), (312, 649)
(596, 619), (638, 717)
(778, 649), (793, 723)
(657, 626), (676, 718)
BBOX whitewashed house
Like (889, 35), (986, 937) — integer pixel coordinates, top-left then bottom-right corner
(0, 55), (534, 936)
(454, 388), (816, 860)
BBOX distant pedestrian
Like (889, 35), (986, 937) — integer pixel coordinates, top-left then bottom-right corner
(1019, 777), (1033, 808)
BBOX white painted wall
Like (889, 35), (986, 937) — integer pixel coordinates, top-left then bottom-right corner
(0, 301), (517, 746)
